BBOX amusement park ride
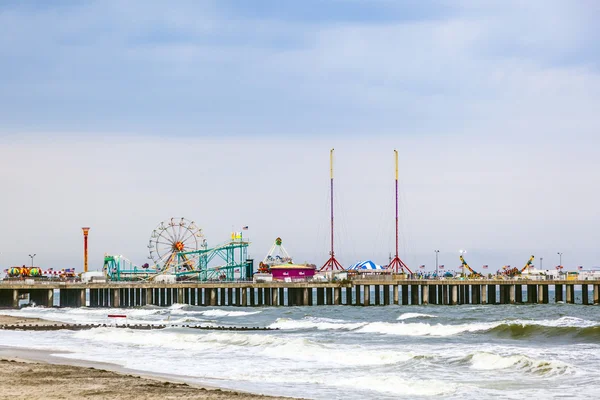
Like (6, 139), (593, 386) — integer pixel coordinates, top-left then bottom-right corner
(103, 217), (251, 281)
(459, 252), (481, 278)
(258, 237), (292, 273)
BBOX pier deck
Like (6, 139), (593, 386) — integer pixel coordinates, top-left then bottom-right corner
(0, 279), (598, 308)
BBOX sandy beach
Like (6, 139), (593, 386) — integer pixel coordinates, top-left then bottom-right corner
(0, 315), (295, 400)
(0, 314), (56, 327)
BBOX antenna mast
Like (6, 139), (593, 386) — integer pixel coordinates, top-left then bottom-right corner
(320, 148), (344, 271)
(387, 150), (412, 274)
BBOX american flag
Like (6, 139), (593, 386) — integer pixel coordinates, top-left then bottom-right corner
(419, 265), (425, 269)
(577, 266), (583, 270)
(438, 265), (444, 269)
(482, 265), (488, 269)
(242, 226), (249, 230)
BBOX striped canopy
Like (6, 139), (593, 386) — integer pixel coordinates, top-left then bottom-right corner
(347, 260), (385, 270)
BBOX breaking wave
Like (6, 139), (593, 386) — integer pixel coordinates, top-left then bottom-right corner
(397, 312), (438, 321)
(464, 352), (572, 376)
(269, 317), (367, 331)
(270, 315), (600, 340)
(487, 323), (600, 341)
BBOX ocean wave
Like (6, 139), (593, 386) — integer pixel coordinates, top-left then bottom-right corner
(229, 370), (456, 396)
(199, 309), (262, 317)
(357, 321), (499, 336)
(332, 376), (456, 396)
(397, 312), (437, 321)
(465, 352), (572, 376)
(165, 305), (262, 317)
(487, 323), (600, 341)
(269, 317), (367, 331)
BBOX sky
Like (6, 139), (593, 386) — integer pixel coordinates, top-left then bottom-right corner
(1, 1), (599, 272)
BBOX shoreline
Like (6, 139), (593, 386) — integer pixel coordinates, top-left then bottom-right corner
(0, 347), (296, 400)
(0, 314), (298, 400)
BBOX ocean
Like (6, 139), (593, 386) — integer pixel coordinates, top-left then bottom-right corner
(1, 299), (599, 399)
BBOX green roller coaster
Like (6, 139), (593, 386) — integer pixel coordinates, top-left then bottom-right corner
(103, 217), (252, 282)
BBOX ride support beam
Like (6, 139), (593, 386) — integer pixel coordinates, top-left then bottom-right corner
(582, 285), (589, 305)
(363, 285), (370, 306)
(374, 285), (380, 306)
(481, 285), (487, 305)
(393, 285), (399, 305)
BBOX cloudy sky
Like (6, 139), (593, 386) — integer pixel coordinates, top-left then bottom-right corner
(1, 1), (599, 272)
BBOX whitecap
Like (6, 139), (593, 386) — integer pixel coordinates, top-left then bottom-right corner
(397, 312), (438, 321)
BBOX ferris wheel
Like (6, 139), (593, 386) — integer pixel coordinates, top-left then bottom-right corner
(148, 217), (206, 271)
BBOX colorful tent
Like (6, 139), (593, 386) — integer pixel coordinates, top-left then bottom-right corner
(347, 260), (385, 271)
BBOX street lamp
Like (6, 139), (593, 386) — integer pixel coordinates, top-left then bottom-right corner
(434, 250), (440, 278)
(540, 257), (543, 270)
(557, 252), (562, 269)
(28, 253), (36, 268)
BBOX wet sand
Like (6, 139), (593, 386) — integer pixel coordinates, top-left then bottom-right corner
(0, 314), (57, 326)
(0, 315), (296, 400)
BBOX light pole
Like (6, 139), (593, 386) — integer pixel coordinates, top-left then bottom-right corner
(540, 257), (543, 270)
(435, 250), (440, 278)
(557, 252), (562, 269)
(28, 253), (36, 268)
(557, 252), (563, 277)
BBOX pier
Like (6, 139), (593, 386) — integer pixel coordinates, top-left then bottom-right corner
(1, 279), (599, 308)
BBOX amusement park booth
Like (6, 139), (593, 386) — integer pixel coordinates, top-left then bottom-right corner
(270, 264), (316, 282)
